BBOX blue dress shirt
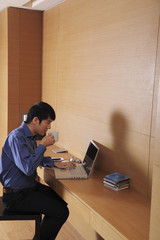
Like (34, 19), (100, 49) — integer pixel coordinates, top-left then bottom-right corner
(0, 122), (54, 189)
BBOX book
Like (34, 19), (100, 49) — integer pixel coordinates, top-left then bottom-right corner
(52, 148), (68, 153)
(103, 180), (129, 188)
(104, 172), (130, 184)
(103, 172), (130, 191)
(104, 183), (129, 191)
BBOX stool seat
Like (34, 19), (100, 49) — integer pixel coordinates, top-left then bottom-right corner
(0, 196), (41, 239)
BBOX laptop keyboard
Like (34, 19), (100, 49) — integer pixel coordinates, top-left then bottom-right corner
(54, 164), (88, 179)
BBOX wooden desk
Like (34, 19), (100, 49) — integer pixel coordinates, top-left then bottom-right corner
(37, 145), (150, 240)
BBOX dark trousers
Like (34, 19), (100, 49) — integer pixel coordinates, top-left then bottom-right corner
(2, 182), (69, 240)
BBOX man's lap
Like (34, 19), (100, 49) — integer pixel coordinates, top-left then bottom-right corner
(3, 182), (68, 218)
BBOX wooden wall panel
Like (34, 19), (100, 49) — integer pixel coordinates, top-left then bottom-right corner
(150, 19), (160, 167)
(42, 0), (160, 197)
(149, 17), (160, 239)
(0, 7), (42, 145)
(0, 9), (8, 149)
(7, 8), (42, 133)
(42, 8), (60, 120)
(8, 8), (20, 133)
(148, 15), (160, 197)
(19, 9), (42, 107)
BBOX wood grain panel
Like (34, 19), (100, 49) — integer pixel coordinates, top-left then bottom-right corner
(150, 164), (160, 239)
(0, 9), (8, 149)
(90, 211), (127, 240)
(42, 0), (160, 198)
(19, 9), (42, 106)
(150, 18), (160, 166)
(149, 17), (160, 239)
(57, 0), (158, 134)
(8, 8), (20, 104)
(42, 7), (59, 114)
(68, 207), (103, 240)
(8, 103), (20, 134)
(8, 8), (20, 133)
(7, 8), (42, 132)
(147, 16), (160, 198)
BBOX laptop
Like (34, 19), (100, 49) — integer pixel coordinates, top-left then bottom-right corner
(53, 140), (99, 179)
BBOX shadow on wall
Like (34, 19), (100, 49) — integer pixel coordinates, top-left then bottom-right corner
(94, 111), (148, 197)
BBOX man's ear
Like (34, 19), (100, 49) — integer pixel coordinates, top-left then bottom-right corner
(32, 117), (40, 125)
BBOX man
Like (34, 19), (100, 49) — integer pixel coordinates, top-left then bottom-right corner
(0, 101), (75, 240)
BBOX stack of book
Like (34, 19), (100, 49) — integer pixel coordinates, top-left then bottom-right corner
(103, 172), (130, 191)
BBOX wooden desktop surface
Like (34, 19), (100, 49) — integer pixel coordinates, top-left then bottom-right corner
(38, 144), (151, 240)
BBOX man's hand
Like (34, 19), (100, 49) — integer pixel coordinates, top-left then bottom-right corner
(54, 161), (76, 169)
(40, 135), (55, 147)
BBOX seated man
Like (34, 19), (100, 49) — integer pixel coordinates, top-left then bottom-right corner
(0, 101), (75, 240)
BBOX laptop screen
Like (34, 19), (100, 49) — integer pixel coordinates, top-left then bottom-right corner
(82, 140), (99, 175)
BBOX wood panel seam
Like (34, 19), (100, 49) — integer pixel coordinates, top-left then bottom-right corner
(147, 16), (160, 196)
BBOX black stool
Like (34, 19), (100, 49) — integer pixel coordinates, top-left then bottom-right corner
(0, 196), (41, 240)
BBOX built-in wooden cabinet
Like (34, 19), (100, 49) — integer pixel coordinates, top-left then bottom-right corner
(0, 7), (42, 149)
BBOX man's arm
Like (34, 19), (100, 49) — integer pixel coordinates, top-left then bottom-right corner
(11, 136), (48, 176)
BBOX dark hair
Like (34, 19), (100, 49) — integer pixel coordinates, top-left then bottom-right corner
(25, 102), (56, 124)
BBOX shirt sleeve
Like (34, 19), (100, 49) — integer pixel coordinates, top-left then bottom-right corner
(10, 137), (47, 176)
(41, 156), (54, 167)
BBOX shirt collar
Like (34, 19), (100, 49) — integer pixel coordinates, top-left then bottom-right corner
(21, 121), (34, 138)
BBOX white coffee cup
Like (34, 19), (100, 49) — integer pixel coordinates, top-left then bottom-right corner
(48, 131), (59, 142)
